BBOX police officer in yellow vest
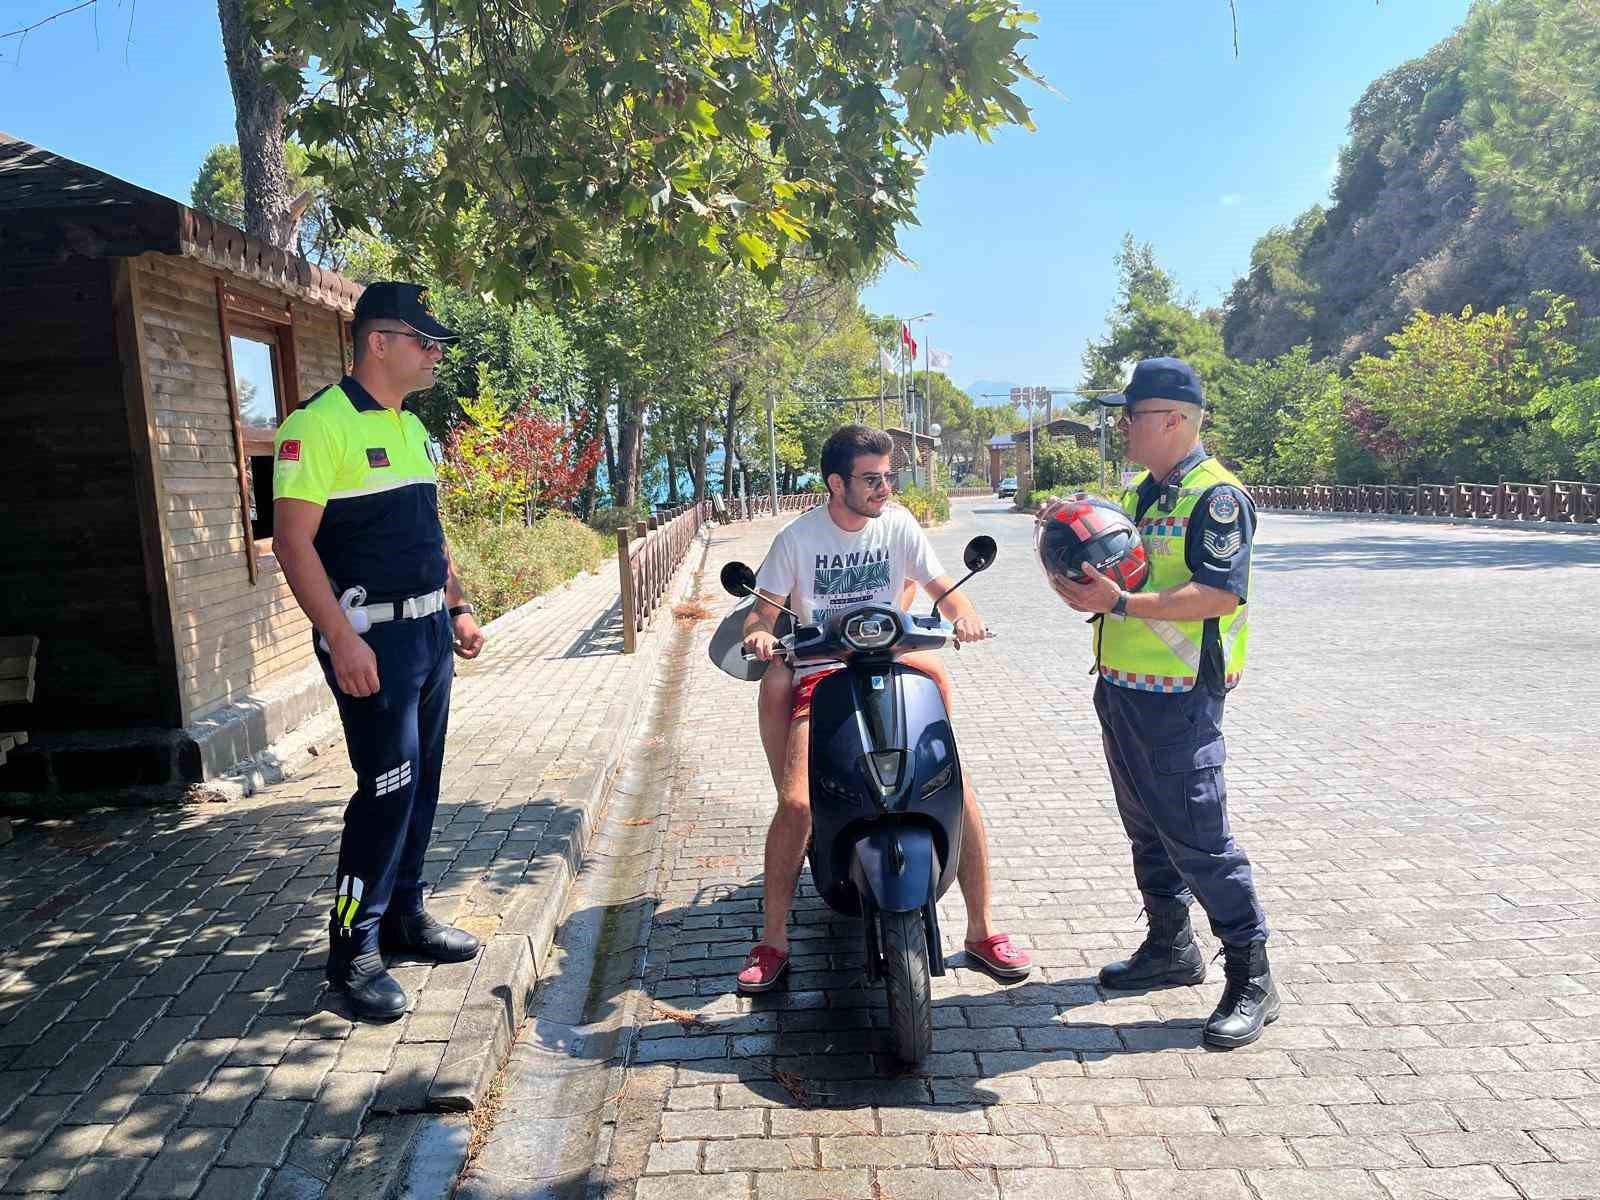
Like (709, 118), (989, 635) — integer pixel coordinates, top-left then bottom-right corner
(273, 282), (486, 1023)
(1045, 357), (1277, 1048)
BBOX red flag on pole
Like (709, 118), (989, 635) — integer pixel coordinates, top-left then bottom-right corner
(901, 323), (917, 359)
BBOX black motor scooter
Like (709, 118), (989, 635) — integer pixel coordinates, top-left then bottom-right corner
(720, 536), (997, 1063)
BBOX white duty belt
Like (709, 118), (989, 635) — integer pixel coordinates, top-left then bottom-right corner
(318, 586), (448, 652)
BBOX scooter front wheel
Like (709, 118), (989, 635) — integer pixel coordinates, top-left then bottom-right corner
(880, 909), (933, 1063)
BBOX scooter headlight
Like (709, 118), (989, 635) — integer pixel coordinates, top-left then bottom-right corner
(842, 612), (897, 651)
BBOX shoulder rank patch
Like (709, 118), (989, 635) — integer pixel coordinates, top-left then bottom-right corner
(1208, 491), (1240, 524)
(1203, 528), (1244, 560)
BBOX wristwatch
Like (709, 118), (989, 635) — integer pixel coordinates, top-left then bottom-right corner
(448, 604), (476, 618)
(1110, 589), (1129, 618)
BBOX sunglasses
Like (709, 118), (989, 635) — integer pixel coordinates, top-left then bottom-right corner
(378, 328), (447, 353)
(851, 471), (898, 491)
(1115, 408), (1182, 426)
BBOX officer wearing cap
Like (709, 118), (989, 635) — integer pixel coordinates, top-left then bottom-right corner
(273, 282), (487, 1022)
(1042, 356), (1277, 1048)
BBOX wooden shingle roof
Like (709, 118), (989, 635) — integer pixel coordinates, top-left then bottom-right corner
(0, 132), (362, 313)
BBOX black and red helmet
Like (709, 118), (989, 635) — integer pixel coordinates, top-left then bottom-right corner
(1035, 494), (1150, 592)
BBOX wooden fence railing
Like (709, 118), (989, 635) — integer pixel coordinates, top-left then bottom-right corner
(1253, 480), (1600, 525)
(615, 492), (828, 653)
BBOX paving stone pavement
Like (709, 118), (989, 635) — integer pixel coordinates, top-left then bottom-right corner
(535, 499), (1600, 1200)
(0, 537), (718, 1200)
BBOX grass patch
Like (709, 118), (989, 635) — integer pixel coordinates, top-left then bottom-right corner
(443, 512), (611, 623)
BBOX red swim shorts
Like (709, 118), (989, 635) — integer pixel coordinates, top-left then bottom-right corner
(790, 667), (844, 722)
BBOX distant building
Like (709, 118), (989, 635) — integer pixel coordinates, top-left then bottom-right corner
(988, 418), (1095, 486)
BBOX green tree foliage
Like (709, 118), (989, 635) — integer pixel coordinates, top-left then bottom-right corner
(1083, 235), (1225, 393)
(255, 0), (1042, 299)
(1209, 345), (1338, 482)
(1219, 208), (1325, 364)
(1031, 435), (1100, 493)
(423, 288), (590, 440)
(1270, 372), (1358, 484)
(1345, 292), (1585, 481)
(1461, 0), (1600, 226)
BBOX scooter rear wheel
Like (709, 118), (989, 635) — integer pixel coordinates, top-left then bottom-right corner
(880, 909), (933, 1063)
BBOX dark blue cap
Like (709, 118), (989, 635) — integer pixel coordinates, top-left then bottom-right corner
(1100, 357), (1204, 408)
(353, 282), (458, 341)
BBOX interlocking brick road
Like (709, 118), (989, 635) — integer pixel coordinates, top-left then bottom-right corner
(573, 500), (1600, 1200)
(0, 549), (696, 1200)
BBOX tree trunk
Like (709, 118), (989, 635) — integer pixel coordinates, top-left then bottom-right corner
(601, 390), (618, 505)
(722, 378), (744, 496)
(580, 457), (600, 522)
(664, 435), (681, 505)
(615, 389), (646, 511)
(217, 0), (299, 250)
(692, 415), (710, 502)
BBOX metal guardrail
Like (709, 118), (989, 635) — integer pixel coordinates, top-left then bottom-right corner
(1253, 480), (1600, 524)
(615, 493), (828, 653)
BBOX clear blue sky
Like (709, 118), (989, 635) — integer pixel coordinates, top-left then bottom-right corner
(2, 0), (1472, 395)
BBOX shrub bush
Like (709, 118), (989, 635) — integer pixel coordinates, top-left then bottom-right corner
(1032, 435), (1102, 493)
(897, 484), (951, 526)
(442, 511), (609, 623)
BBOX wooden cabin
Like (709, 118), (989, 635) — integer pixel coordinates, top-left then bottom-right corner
(0, 133), (363, 794)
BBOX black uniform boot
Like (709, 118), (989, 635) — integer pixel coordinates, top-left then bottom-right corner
(1203, 939), (1280, 1048)
(326, 946), (408, 1023)
(380, 910), (481, 963)
(1098, 905), (1207, 990)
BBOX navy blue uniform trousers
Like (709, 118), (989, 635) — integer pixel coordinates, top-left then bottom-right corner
(1093, 677), (1268, 945)
(317, 609), (454, 955)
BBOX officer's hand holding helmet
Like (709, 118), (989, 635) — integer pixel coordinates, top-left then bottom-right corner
(1035, 492), (1151, 604)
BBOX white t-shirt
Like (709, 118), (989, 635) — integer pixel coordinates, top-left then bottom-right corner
(755, 503), (945, 652)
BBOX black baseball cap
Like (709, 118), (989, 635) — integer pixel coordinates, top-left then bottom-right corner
(352, 282), (458, 341)
(1100, 357), (1204, 408)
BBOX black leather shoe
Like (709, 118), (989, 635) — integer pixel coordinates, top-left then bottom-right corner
(325, 948), (407, 1023)
(1098, 904), (1207, 990)
(380, 910), (481, 963)
(1203, 939), (1281, 1048)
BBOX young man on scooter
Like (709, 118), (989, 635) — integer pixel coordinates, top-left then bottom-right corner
(737, 425), (1031, 993)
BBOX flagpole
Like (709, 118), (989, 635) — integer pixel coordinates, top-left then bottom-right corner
(923, 335), (931, 440)
(899, 328), (907, 430)
(877, 348), (885, 430)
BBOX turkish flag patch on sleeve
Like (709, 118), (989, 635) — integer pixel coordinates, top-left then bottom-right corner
(366, 448), (391, 468)
(278, 440), (301, 462)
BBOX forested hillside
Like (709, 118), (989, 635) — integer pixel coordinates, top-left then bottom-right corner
(1223, 29), (1600, 367)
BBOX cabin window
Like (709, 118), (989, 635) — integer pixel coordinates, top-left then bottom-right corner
(228, 329), (286, 543)
(215, 281), (301, 583)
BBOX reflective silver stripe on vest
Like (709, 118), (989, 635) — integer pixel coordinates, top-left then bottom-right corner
(1141, 618), (1203, 671)
(1224, 612), (1248, 655)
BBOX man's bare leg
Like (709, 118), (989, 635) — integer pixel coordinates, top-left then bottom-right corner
(756, 661), (794, 789)
(759, 716), (812, 955)
(956, 777), (995, 943)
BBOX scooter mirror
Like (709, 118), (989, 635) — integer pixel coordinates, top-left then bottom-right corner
(962, 536), (998, 573)
(721, 562), (758, 598)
